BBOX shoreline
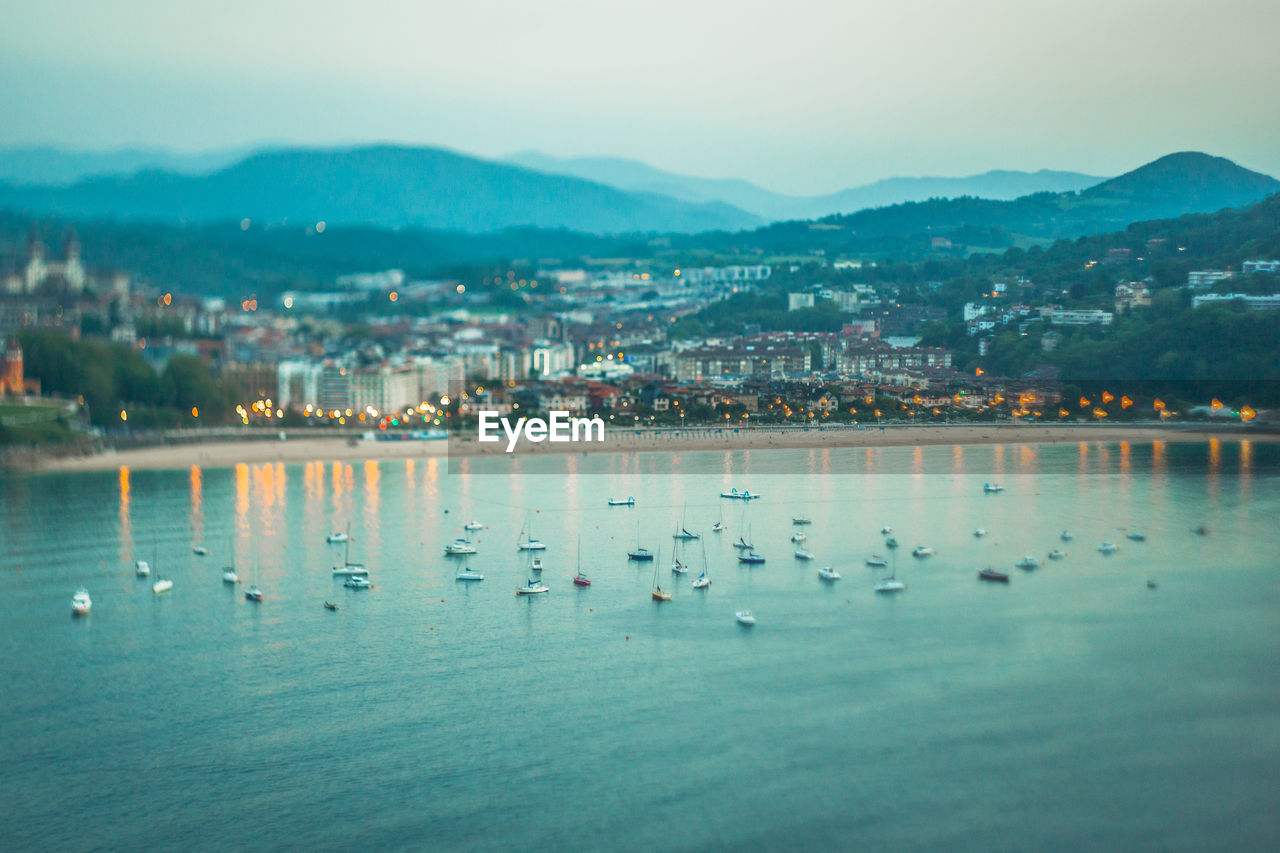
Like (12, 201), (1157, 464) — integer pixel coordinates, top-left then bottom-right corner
(13, 423), (1272, 474)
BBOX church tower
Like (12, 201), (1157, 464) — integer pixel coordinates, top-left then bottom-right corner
(24, 227), (46, 293)
(63, 227), (85, 292)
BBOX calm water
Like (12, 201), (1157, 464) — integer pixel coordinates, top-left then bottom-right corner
(2, 440), (1278, 851)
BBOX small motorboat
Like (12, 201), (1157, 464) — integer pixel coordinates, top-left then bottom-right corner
(455, 567), (485, 581)
(794, 549), (815, 560)
(464, 520), (485, 531)
(671, 559), (688, 575)
(1060, 530), (1074, 542)
(738, 552), (766, 565)
(711, 521), (725, 533)
(1097, 541), (1119, 554)
(516, 579), (549, 595)
(134, 560), (151, 577)
(692, 572), (711, 589)
(973, 528), (988, 538)
(245, 586), (263, 601)
(608, 497), (636, 507)
(323, 601), (338, 610)
(71, 586), (92, 616)
(880, 526), (893, 534)
(518, 539), (547, 552)
(983, 483), (1005, 494)
(222, 568), (240, 584)
(865, 555), (888, 568)
(573, 573), (592, 586)
(1126, 532), (1146, 542)
(1048, 549), (1066, 560)
(818, 566), (841, 581)
(1191, 524), (1208, 536)
(192, 546), (209, 556)
(343, 576), (371, 590)
(152, 578), (173, 594)
(627, 547), (654, 561)
(978, 568), (1010, 583)
(1147, 580), (1158, 589)
(885, 537), (899, 550)
(444, 539), (477, 556)
(911, 546), (935, 558)
(530, 558), (544, 572)
(673, 528), (700, 541)
(735, 610), (756, 626)
(790, 532), (807, 543)
(874, 577), (906, 594)
(1015, 556), (1040, 570)
(792, 516), (813, 525)
(326, 531), (349, 544)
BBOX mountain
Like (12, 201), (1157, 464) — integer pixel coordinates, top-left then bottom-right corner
(678, 152), (1280, 257)
(0, 145), (761, 235)
(508, 150), (1105, 220)
(0, 145), (248, 186)
(1074, 151), (1280, 221)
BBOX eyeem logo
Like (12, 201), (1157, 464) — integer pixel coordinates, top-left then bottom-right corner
(478, 411), (605, 453)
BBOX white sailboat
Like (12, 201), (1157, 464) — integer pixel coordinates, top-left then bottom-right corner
(455, 555), (484, 581)
(874, 576), (906, 594)
(735, 610), (756, 626)
(327, 523), (350, 544)
(517, 516), (547, 551)
(150, 538), (173, 594)
(794, 549), (815, 560)
(516, 577), (549, 595)
(692, 541), (711, 589)
(333, 533), (369, 576)
(444, 538), (477, 556)
(222, 540), (240, 584)
(818, 566), (841, 581)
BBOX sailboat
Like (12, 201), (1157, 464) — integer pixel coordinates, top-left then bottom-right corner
(738, 551), (766, 565)
(735, 610), (756, 626)
(573, 536), (591, 586)
(651, 546), (672, 601)
(151, 537), (174, 594)
(671, 556), (688, 574)
(332, 533), (369, 576)
(517, 516), (547, 551)
(444, 538), (477, 555)
(733, 525), (755, 550)
(874, 575), (906, 594)
(672, 507), (699, 541)
(711, 506), (725, 533)
(516, 577), (549, 595)
(627, 521), (654, 561)
(327, 523), (350, 544)
(455, 555), (483, 581)
(818, 566), (841, 581)
(692, 541), (711, 588)
(244, 551), (263, 601)
(222, 538), (240, 584)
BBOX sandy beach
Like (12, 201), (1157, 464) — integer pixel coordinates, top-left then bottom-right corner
(18, 423), (1271, 473)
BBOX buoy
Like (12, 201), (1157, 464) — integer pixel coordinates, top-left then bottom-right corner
(625, 635), (629, 640)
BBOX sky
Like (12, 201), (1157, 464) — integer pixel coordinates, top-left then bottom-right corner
(1, 0), (1277, 195)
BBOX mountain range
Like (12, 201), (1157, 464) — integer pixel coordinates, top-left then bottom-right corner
(0, 145), (1275, 240)
(507, 151), (1105, 220)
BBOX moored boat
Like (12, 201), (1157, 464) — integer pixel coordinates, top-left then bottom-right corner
(71, 586), (92, 615)
(874, 577), (906, 594)
(735, 610), (756, 626)
(978, 568), (1009, 583)
(818, 566), (841, 581)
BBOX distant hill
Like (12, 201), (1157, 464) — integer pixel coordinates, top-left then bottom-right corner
(0, 145), (761, 235)
(678, 152), (1280, 256)
(0, 145), (248, 185)
(508, 150), (1105, 220)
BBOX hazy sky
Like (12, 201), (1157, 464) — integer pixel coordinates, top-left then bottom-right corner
(2, 0), (1277, 194)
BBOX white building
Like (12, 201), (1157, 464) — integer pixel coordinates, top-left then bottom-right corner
(788, 292), (816, 311)
(1049, 309), (1114, 326)
(1192, 293), (1280, 311)
(1187, 270), (1234, 290)
(1242, 260), (1280, 275)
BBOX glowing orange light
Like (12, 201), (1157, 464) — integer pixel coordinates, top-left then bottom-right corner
(1101, 391), (1114, 403)
(1211, 398), (1223, 410)
(1121, 396), (1133, 409)
(1093, 408), (1108, 418)
(1079, 397), (1091, 408)
(1154, 398), (1166, 410)
(1240, 405), (1256, 422)
(1059, 408), (1069, 417)
(975, 367), (984, 376)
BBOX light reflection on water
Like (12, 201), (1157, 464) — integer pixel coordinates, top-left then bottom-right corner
(0, 440), (1276, 852)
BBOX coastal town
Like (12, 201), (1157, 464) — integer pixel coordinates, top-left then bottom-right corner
(3, 226), (1274, 448)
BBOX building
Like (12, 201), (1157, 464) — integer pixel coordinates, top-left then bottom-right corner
(673, 344), (810, 381)
(1242, 260), (1280, 275)
(350, 364), (420, 415)
(1114, 282), (1152, 314)
(4, 228), (85, 295)
(1187, 270), (1234, 290)
(1048, 309), (1114, 326)
(1040, 331), (1063, 352)
(788, 292), (816, 311)
(0, 337), (38, 395)
(1191, 293), (1280, 311)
